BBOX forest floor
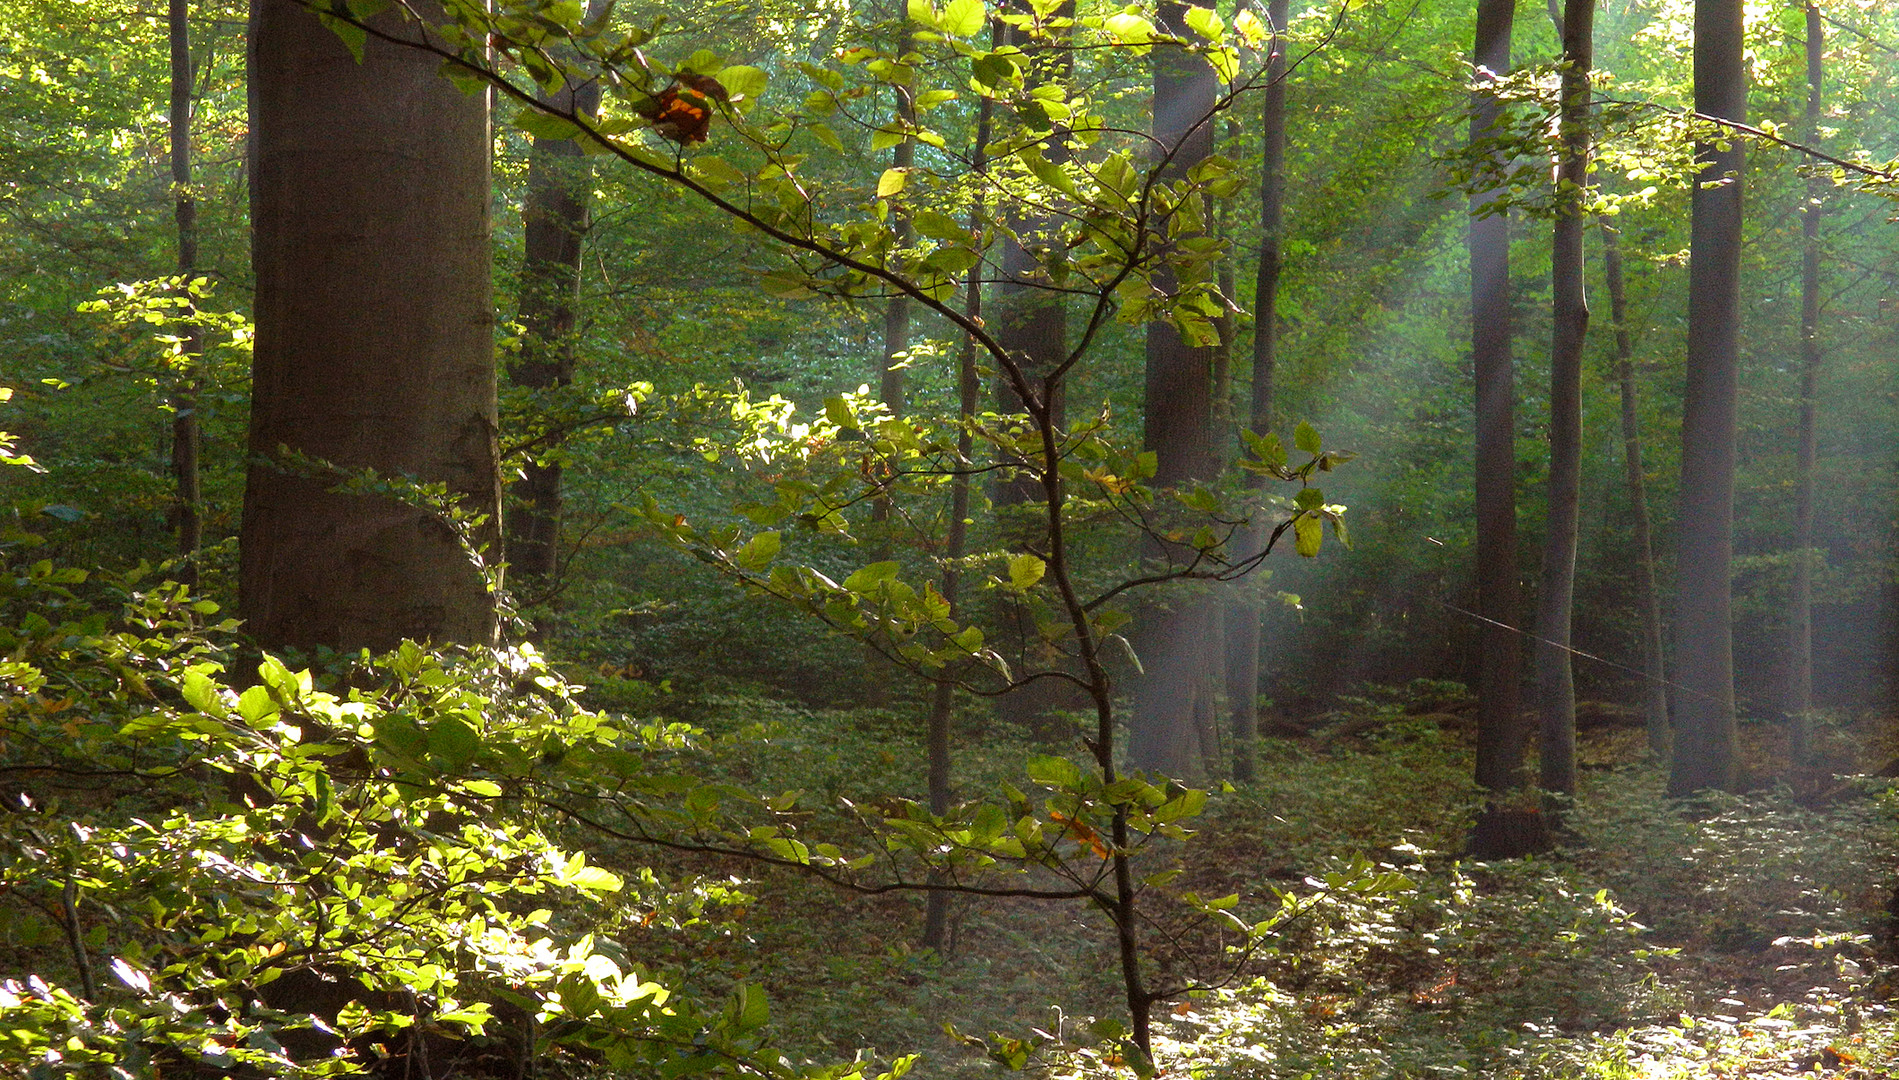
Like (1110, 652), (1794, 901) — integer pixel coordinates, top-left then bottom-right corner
(606, 682), (1899, 1079)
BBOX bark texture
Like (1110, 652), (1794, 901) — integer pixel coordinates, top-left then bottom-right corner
(1223, 0), (1291, 786)
(1785, 2), (1824, 763)
(1129, 0), (1219, 778)
(1466, 0), (1543, 855)
(993, 7), (1080, 737)
(243, 0), (499, 652)
(1669, 0), (1746, 796)
(1534, 0), (1593, 799)
(169, 0), (202, 583)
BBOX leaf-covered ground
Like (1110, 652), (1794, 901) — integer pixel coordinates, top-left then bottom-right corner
(599, 683), (1899, 1079)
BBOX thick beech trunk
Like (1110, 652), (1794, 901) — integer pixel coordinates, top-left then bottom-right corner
(1599, 220), (1671, 754)
(1224, 0), (1291, 786)
(1669, 0), (1746, 796)
(1534, 0), (1593, 800)
(1785, 3), (1824, 763)
(506, 71), (600, 589)
(242, 0), (499, 652)
(1129, 0), (1220, 779)
(169, 0), (202, 584)
(1466, 0), (1545, 856)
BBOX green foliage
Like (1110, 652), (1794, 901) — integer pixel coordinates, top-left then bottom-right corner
(0, 554), (924, 1080)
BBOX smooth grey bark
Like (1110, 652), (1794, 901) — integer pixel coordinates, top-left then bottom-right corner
(169, 0), (202, 584)
(1466, 0), (1546, 857)
(1224, 0), (1291, 786)
(1599, 219), (1671, 754)
(242, 0), (499, 652)
(1129, 0), (1219, 779)
(506, 72), (601, 590)
(1669, 0), (1746, 796)
(1785, 1), (1824, 763)
(1534, 0), (1594, 800)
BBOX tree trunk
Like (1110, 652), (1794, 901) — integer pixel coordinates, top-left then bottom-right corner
(169, 0), (202, 586)
(1130, 0), (1219, 779)
(992, 8), (1078, 738)
(505, 69), (601, 591)
(1224, 0), (1290, 786)
(922, 83), (993, 955)
(242, 0), (499, 653)
(1599, 219), (1671, 755)
(1534, 0), (1593, 801)
(1669, 0), (1746, 796)
(1466, 0), (1544, 856)
(865, 77), (915, 709)
(1785, 2), (1824, 764)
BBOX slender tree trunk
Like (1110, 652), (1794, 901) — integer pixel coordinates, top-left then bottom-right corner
(1535, 0), (1593, 800)
(865, 82), (916, 708)
(921, 84), (994, 954)
(1785, 2), (1824, 764)
(1224, 0), (1290, 786)
(242, 0), (499, 652)
(1669, 0), (1746, 796)
(1129, 0), (1219, 778)
(879, 119), (913, 418)
(1599, 219), (1671, 755)
(1466, 0), (1546, 856)
(169, 0), (202, 586)
(506, 70), (601, 592)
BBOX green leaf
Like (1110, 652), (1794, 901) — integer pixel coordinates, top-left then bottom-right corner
(461, 779), (503, 797)
(735, 531), (781, 570)
(877, 167), (909, 197)
(913, 209), (966, 240)
(1104, 12), (1158, 43)
(1183, 4), (1224, 41)
(971, 52), (1020, 90)
(567, 863), (623, 892)
(180, 669), (227, 719)
(824, 394), (858, 431)
(1007, 553), (1046, 591)
(716, 64), (768, 103)
(907, 0), (941, 29)
(680, 49), (724, 75)
(429, 717), (481, 767)
(516, 108), (582, 142)
(942, 0), (985, 36)
(1294, 419), (1322, 455)
(689, 156), (747, 191)
(1024, 754), (1081, 789)
(1294, 514), (1322, 557)
(1016, 145), (1079, 199)
(235, 685), (278, 727)
(810, 122), (845, 151)
(731, 983), (769, 1032)
(844, 561), (902, 592)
